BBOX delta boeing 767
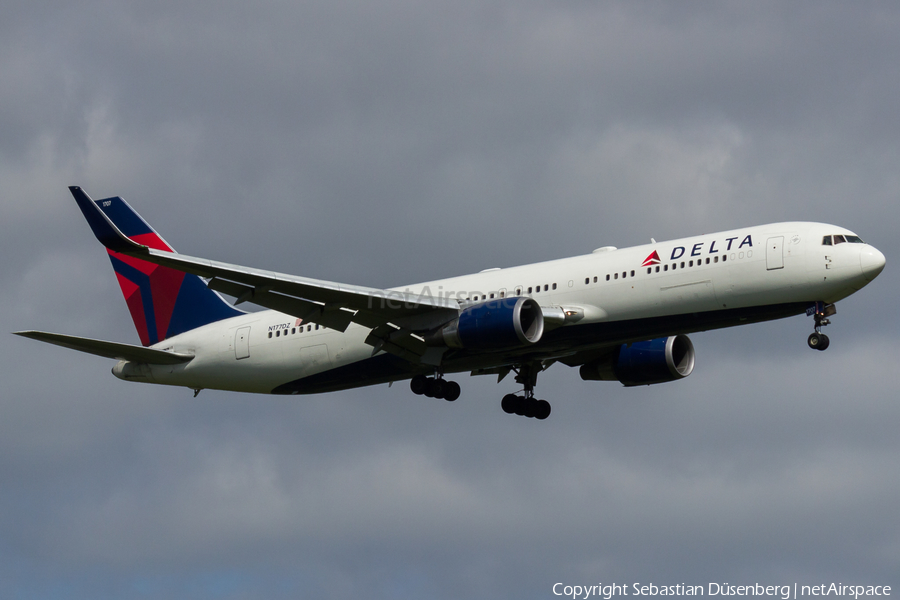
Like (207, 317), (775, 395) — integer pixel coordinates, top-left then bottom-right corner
(15, 187), (885, 420)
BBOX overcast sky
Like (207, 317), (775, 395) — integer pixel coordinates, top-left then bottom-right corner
(2, 2), (899, 598)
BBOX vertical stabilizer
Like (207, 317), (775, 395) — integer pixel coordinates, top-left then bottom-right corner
(70, 187), (243, 346)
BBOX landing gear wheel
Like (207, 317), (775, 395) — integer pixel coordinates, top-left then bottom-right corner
(444, 381), (461, 402)
(513, 396), (528, 416)
(426, 378), (446, 399)
(808, 332), (830, 351)
(410, 374), (428, 395)
(413, 375), (461, 401)
(817, 333), (830, 351)
(534, 400), (551, 420)
(501, 394), (518, 414)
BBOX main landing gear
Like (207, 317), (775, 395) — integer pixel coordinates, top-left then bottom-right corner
(501, 363), (551, 420)
(410, 373), (461, 401)
(807, 302), (836, 351)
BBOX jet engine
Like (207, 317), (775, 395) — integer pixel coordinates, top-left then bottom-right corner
(579, 335), (695, 386)
(440, 296), (544, 349)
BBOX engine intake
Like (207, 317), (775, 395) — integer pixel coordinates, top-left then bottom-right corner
(579, 335), (695, 386)
(442, 297), (544, 349)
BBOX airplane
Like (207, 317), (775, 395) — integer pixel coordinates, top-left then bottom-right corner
(15, 187), (886, 420)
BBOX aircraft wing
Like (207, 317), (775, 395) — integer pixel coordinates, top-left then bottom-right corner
(14, 331), (194, 364)
(70, 187), (460, 362)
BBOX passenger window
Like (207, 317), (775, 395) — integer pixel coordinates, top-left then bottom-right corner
(630, 270), (634, 277)
(647, 268), (651, 274)
(680, 262), (685, 268)
(307, 325), (312, 331)
(689, 260), (693, 267)
(606, 274), (610, 281)
(622, 272), (626, 279)
(552, 283), (557, 290)
(268, 332), (272, 338)
(528, 287), (533, 293)
(714, 256), (719, 263)
(722, 255), (727, 262)
(664, 265), (668, 271)
(655, 266), (660, 273)
(672, 263), (676, 270)
(585, 278), (589, 285)
(592, 277), (597, 283)
(705, 258), (710, 264)
(614, 273), (618, 280)
(833, 235), (846, 245)
(822, 236), (832, 246)
(292, 328), (296, 334)
(315, 324), (319, 330)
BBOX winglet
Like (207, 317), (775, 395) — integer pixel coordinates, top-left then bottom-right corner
(68, 186), (147, 254)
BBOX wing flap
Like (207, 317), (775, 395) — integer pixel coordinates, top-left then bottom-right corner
(145, 249), (456, 320)
(14, 331), (194, 364)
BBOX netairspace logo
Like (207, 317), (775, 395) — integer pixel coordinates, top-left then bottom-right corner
(551, 583), (892, 600)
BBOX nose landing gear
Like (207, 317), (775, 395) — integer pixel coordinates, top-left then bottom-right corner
(807, 302), (836, 351)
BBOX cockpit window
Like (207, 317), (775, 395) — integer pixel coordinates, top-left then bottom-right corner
(824, 234), (864, 245)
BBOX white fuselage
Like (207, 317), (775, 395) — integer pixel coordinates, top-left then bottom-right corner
(122, 222), (884, 394)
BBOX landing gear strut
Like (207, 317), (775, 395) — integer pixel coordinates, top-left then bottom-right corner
(807, 302), (835, 351)
(501, 363), (551, 420)
(410, 372), (460, 401)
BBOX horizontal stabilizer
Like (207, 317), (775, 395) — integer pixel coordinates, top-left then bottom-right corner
(13, 331), (194, 364)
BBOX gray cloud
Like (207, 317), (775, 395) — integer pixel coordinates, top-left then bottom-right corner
(2, 1), (898, 598)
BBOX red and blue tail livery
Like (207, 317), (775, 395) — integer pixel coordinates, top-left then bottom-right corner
(70, 187), (242, 346)
(15, 186), (884, 418)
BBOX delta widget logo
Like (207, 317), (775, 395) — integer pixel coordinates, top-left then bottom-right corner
(641, 250), (661, 267)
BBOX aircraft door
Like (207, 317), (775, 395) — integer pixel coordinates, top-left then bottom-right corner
(235, 326), (251, 360)
(766, 236), (784, 270)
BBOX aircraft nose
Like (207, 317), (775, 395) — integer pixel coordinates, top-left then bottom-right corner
(860, 246), (886, 282)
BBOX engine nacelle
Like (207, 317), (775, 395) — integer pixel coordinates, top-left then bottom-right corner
(112, 360), (154, 382)
(442, 297), (544, 349)
(579, 335), (695, 386)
